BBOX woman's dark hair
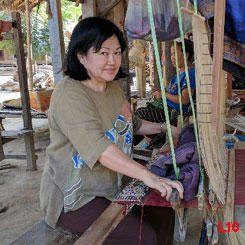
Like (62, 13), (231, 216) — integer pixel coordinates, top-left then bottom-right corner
(64, 17), (127, 81)
(176, 39), (194, 62)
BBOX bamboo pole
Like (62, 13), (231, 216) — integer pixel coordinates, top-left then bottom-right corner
(25, 0), (33, 90)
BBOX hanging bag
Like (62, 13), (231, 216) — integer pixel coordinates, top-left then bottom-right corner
(125, 0), (192, 41)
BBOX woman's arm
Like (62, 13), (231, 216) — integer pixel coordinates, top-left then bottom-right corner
(99, 144), (183, 200)
(166, 87), (194, 105)
(136, 120), (180, 139)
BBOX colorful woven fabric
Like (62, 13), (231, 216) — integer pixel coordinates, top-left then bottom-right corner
(113, 179), (150, 205)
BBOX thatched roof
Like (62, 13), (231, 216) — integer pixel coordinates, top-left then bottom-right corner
(0, 0), (45, 12)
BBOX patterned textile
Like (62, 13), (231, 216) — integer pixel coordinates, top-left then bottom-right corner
(135, 106), (179, 126)
(190, 0), (245, 70)
(151, 124), (200, 201)
(113, 179), (150, 205)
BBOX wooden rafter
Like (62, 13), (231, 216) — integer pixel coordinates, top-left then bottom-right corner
(0, 0), (45, 11)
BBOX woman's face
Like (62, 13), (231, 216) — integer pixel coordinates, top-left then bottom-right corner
(171, 45), (185, 69)
(78, 35), (122, 83)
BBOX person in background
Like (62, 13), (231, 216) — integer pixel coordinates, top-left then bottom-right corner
(40, 17), (183, 245)
(135, 39), (195, 127)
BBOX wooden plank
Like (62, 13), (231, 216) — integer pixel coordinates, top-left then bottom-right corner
(223, 148), (235, 228)
(48, 0), (65, 84)
(75, 202), (126, 245)
(25, 0), (34, 90)
(12, 12), (37, 171)
(4, 154), (38, 160)
(1, 130), (34, 138)
(10, 220), (79, 245)
(210, 0), (226, 134)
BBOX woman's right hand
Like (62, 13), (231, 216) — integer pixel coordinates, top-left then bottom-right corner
(141, 170), (184, 201)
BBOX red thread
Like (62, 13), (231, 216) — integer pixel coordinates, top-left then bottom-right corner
(138, 204), (144, 245)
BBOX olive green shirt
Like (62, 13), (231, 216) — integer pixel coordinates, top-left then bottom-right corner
(40, 76), (142, 228)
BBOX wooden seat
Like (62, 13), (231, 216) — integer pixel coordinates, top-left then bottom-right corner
(10, 220), (79, 245)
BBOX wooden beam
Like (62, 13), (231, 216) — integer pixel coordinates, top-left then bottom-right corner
(210, 0), (226, 134)
(97, 0), (121, 17)
(74, 202), (126, 245)
(11, 12), (37, 171)
(48, 0), (65, 84)
(82, 0), (96, 18)
(25, 0), (34, 90)
(1, 129), (34, 138)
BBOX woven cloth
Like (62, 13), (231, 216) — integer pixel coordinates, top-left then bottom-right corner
(113, 179), (150, 205)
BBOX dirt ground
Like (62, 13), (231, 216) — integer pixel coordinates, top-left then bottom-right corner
(0, 119), (49, 245)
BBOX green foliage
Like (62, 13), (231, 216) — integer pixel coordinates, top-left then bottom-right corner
(31, 5), (50, 60)
(0, 10), (15, 54)
(0, 0), (81, 60)
(61, 0), (81, 47)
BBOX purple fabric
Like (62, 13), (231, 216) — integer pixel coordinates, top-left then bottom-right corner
(151, 124), (200, 201)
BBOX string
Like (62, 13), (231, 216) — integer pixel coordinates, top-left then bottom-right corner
(146, 0), (179, 179)
(176, 0), (204, 180)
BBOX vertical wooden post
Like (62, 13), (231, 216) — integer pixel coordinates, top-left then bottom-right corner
(227, 73), (233, 98)
(25, 0), (33, 90)
(12, 12), (37, 170)
(113, 0), (130, 100)
(82, 0), (96, 18)
(164, 40), (175, 88)
(148, 42), (153, 86)
(210, 0), (226, 134)
(48, 0), (65, 84)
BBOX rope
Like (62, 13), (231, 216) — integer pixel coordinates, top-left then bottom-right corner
(146, 0), (179, 179)
(174, 40), (184, 128)
(193, 0), (198, 13)
(176, 0), (204, 180)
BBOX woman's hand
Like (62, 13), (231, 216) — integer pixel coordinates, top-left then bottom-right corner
(152, 90), (162, 99)
(141, 170), (184, 201)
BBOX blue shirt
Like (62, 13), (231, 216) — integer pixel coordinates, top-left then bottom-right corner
(167, 68), (196, 112)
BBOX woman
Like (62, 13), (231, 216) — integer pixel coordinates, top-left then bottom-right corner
(136, 39), (195, 126)
(40, 17), (183, 245)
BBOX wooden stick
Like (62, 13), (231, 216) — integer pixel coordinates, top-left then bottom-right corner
(0, 164), (17, 170)
(74, 202), (126, 245)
